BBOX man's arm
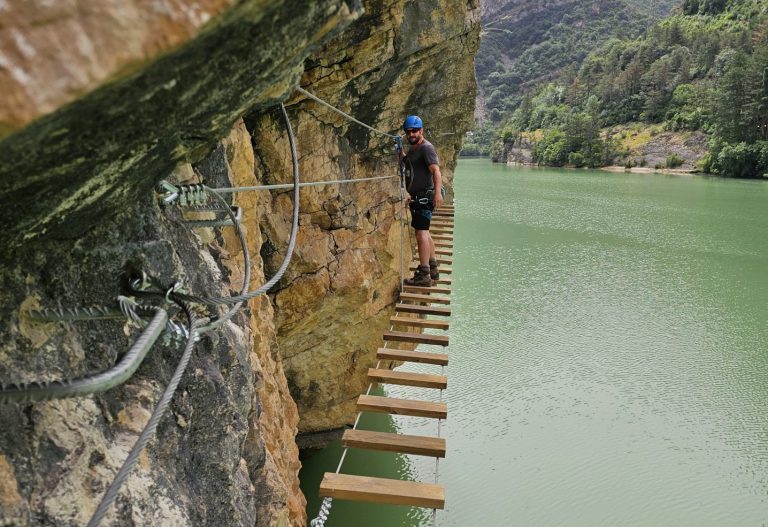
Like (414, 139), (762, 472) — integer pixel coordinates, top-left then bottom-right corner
(429, 164), (443, 209)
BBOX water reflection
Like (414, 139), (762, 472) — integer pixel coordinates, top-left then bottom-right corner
(300, 385), (432, 526)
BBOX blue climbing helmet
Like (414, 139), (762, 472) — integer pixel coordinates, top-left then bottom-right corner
(403, 115), (423, 130)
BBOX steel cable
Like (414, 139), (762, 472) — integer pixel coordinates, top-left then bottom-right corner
(202, 174), (396, 194)
(86, 303), (199, 527)
(137, 103), (300, 313)
(0, 309), (168, 404)
(296, 87), (399, 139)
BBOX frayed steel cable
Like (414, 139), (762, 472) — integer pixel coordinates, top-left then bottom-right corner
(86, 303), (199, 527)
(0, 309), (168, 404)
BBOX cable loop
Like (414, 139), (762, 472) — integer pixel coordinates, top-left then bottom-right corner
(165, 282), (183, 303)
(135, 103), (301, 315)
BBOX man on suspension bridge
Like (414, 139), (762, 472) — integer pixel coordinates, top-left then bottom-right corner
(402, 114), (443, 287)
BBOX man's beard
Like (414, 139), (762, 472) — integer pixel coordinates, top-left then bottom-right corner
(407, 135), (420, 145)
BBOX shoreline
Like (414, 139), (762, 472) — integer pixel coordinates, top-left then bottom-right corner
(600, 165), (698, 177)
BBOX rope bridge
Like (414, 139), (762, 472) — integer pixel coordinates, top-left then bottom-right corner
(0, 87), (456, 526)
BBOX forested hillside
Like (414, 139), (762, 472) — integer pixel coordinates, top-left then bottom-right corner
(469, 0), (768, 178)
(477, 0), (678, 122)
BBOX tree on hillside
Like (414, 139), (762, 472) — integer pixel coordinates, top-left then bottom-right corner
(712, 51), (751, 142)
(750, 42), (768, 140)
(683, 0), (729, 15)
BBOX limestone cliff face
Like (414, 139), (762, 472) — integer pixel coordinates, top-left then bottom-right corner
(0, 0), (479, 525)
(277, 0), (480, 437)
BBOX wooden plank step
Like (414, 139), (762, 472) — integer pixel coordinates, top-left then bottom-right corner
(402, 285), (451, 294)
(399, 292), (450, 305)
(431, 234), (453, 240)
(401, 277), (451, 286)
(410, 264), (452, 274)
(383, 330), (449, 347)
(395, 303), (451, 316)
(368, 368), (448, 389)
(342, 429), (446, 458)
(435, 249), (452, 255)
(378, 348), (448, 366)
(431, 220), (454, 225)
(411, 257), (451, 265)
(431, 228), (453, 234)
(357, 394), (447, 419)
(319, 473), (445, 509)
(389, 316), (450, 330)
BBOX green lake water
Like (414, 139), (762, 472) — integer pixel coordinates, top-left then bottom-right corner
(300, 158), (768, 526)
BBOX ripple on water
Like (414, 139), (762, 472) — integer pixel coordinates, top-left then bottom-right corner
(301, 161), (768, 527)
(416, 162), (768, 526)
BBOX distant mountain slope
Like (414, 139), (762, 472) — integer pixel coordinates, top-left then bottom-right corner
(477, 0), (679, 122)
(472, 0), (768, 178)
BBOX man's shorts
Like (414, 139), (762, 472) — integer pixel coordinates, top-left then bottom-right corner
(409, 201), (434, 230)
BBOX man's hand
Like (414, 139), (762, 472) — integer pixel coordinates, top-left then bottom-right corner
(429, 163), (443, 210)
(433, 189), (443, 210)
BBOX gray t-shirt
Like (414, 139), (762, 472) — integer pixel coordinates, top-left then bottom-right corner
(405, 139), (439, 195)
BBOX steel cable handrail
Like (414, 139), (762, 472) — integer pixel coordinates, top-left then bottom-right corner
(296, 87), (399, 139)
(86, 303), (199, 527)
(0, 309), (168, 404)
(133, 103), (301, 316)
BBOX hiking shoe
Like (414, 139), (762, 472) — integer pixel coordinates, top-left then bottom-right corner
(429, 257), (440, 280)
(405, 265), (432, 287)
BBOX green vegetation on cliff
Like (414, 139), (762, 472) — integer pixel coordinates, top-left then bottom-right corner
(475, 0), (768, 178)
